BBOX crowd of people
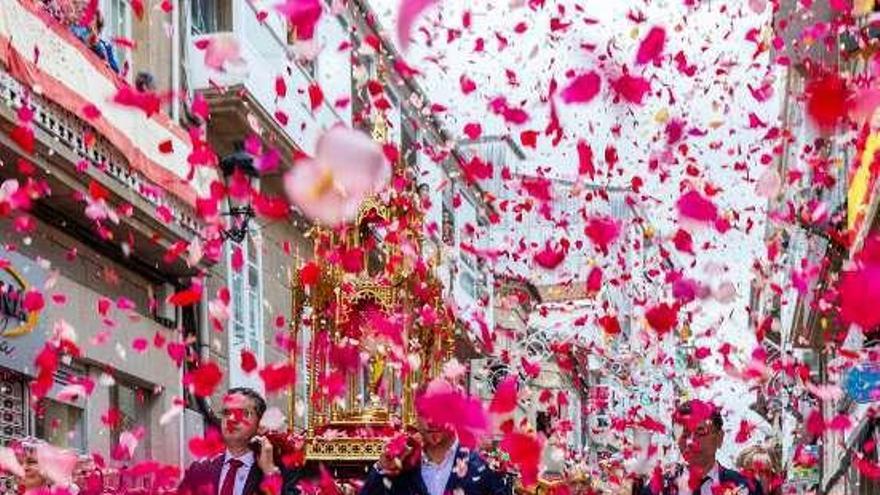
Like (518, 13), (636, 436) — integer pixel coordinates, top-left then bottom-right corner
(0, 387), (787, 495)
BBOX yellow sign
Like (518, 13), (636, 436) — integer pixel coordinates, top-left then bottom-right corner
(0, 265), (39, 338)
(848, 132), (880, 233)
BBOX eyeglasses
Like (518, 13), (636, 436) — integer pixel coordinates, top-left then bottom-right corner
(676, 424), (718, 439)
(220, 408), (257, 419)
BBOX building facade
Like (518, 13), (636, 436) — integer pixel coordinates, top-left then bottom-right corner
(0, 0), (204, 486)
(0, 0), (503, 487)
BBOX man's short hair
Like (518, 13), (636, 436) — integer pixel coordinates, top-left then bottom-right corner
(226, 387), (267, 419)
(676, 400), (723, 432)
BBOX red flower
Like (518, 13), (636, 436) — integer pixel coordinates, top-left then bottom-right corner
(185, 361), (223, 398)
(806, 72), (850, 130)
(299, 262), (321, 286)
(489, 375), (518, 414)
(240, 349), (258, 374)
(645, 302), (678, 335)
(584, 217), (621, 253)
(677, 190), (718, 223)
(610, 72), (651, 105)
(188, 428), (225, 459)
(534, 241), (567, 270)
(500, 432), (542, 488)
(598, 315), (621, 336)
(259, 362), (296, 394)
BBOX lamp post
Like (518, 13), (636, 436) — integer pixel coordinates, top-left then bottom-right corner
(220, 143), (259, 243)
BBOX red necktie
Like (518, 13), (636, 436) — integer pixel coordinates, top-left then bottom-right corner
(219, 459), (244, 495)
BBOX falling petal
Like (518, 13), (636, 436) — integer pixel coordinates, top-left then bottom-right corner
(635, 26), (666, 66)
(560, 71), (601, 104)
(397, 0), (439, 50)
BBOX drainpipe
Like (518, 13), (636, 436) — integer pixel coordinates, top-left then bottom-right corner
(171, 0), (181, 122)
(177, 302), (185, 474)
(196, 276), (217, 426)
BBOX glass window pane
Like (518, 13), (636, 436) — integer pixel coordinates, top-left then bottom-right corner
(190, 0), (217, 34)
(111, 383), (151, 462)
(35, 400), (84, 452)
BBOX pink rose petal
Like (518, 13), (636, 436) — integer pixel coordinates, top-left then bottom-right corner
(635, 26), (666, 66)
(560, 71), (601, 104)
(397, 0), (439, 50)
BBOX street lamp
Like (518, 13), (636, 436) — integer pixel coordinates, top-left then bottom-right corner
(220, 143), (259, 243)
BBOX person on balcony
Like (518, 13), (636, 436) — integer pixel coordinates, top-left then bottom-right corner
(70, 10), (120, 74)
(359, 417), (510, 495)
(177, 387), (302, 495)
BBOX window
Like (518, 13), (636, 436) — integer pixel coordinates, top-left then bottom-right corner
(36, 399), (85, 452)
(190, 0), (232, 34)
(227, 235), (264, 391)
(35, 365), (86, 452)
(0, 376), (26, 446)
(459, 269), (477, 299)
(0, 375), (25, 494)
(111, 381), (151, 461)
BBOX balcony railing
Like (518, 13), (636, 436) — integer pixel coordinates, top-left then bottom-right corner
(187, 1), (343, 155)
(0, 69), (199, 234)
(0, 0), (201, 220)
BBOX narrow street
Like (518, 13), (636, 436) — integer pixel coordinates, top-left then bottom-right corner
(0, 0), (877, 494)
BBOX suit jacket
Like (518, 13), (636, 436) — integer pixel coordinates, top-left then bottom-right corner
(176, 455), (301, 495)
(637, 465), (763, 495)
(359, 446), (512, 495)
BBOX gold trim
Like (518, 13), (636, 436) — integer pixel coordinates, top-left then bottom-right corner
(306, 437), (386, 461)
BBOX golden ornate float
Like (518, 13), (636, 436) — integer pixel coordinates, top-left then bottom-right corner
(286, 106), (455, 478)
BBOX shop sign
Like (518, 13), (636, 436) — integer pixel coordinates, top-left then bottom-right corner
(0, 246), (47, 376)
(844, 362), (880, 404)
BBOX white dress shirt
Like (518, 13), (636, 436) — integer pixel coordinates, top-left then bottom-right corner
(674, 463), (720, 495)
(700, 464), (720, 495)
(219, 450), (255, 495)
(420, 442), (458, 495)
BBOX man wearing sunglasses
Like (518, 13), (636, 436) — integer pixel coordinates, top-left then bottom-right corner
(178, 387), (301, 495)
(639, 400), (763, 495)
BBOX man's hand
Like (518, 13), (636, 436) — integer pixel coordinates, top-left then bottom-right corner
(253, 436), (279, 476)
(377, 433), (422, 477)
(376, 447), (403, 478)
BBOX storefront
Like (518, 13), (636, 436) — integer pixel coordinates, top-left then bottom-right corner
(0, 244), (49, 446)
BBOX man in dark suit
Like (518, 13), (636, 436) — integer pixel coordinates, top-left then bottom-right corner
(638, 400), (763, 495)
(359, 418), (511, 495)
(178, 387), (300, 495)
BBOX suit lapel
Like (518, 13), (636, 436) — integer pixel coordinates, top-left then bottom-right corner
(444, 447), (470, 493)
(241, 465), (263, 495)
(209, 456), (225, 495)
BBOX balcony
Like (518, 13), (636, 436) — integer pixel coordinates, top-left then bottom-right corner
(186, 2), (346, 158)
(0, 0), (199, 203)
(0, 1), (206, 279)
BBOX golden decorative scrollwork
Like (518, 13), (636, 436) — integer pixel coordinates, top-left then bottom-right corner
(306, 438), (387, 461)
(352, 281), (396, 309)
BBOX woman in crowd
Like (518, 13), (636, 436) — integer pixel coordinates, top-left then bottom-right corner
(736, 444), (783, 495)
(11, 437), (51, 495)
(72, 456), (108, 495)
